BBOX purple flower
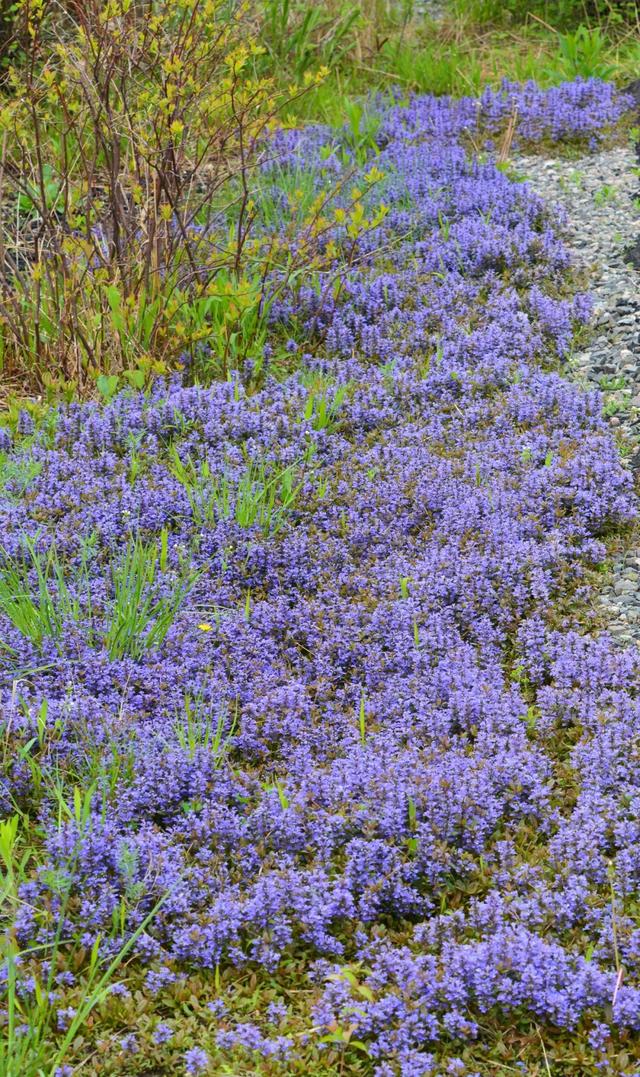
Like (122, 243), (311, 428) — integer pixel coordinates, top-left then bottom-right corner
(154, 1022), (174, 1044)
(145, 966), (177, 994)
(266, 999), (288, 1024)
(2, 75), (637, 1077)
(56, 1007), (76, 1031)
(16, 409), (35, 436)
(120, 1033), (139, 1054)
(184, 1046), (209, 1074)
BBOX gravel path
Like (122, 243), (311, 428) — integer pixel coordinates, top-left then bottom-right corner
(515, 144), (640, 644)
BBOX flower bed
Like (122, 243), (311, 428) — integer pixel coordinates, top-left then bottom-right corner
(2, 79), (639, 1074)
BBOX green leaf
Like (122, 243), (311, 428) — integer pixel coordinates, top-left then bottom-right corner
(96, 374), (119, 400)
(105, 284), (127, 334)
(123, 368), (145, 390)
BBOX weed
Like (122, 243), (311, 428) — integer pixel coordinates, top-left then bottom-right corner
(0, 453), (42, 500)
(168, 450), (229, 528)
(358, 689), (367, 745)
(170, 450), (306, 535)
(599, 374), (626, 391)
(342, 98), (382, 165)
(0, 536), (94, 650)
(261, 0), (361, 80)
(235, 459), (305, 534)
(303, 383), (348, 432)
(549, 26), (617, 81)
(174, 693), (238, 763)
(454, 0), (638, 29)
(106, 531), (199, 660)
(593, 183), (618, 205)
(379, 37), (483, 96)
(559, 169), (584, 191)
(252, 166), (320, 232)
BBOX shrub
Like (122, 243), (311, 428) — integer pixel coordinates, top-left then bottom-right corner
(0, 0), (328, 392)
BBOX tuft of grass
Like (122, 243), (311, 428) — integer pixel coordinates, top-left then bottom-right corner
(550, 24), (617, 80)
(168, 449), (229, 528)
(0, 535), (94, 650)
(452, 0), (640, 30)
(378, 36), (484, 95)
(170, 450), (307, 536)
(106, 530), (199, 660)
(341, 97), (383, 163)
(0, 527), (197, 661)
(358, 689), (367, 745)
(593, 182), (618, 205)
(174, 692), (238, 763)
(260, 0), (362, 81)
(0, 453), (42, 501)
(303, 382), (348, 432)
(235, 459), (306, 534)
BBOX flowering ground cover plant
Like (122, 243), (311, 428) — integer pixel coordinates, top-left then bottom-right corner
(2, 78), (640, 1075)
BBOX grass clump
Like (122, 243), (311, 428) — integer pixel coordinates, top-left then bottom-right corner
(106, 531), (199, 660)
(169, 449), (308, 536)
(0, 528), (197, 660)
(0, 536), (93, 651)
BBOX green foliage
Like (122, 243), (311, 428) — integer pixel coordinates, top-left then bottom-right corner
(252, 165), (319, 230)
(235, 459), (306, 533)
(549, 25), (617, 80)
(0, 535), (94, 650)
(0, 0), (332, 392)
(379, 37), (483, 95)
(454, 0), (640, 28)
(0, 451), (41, 500)
(593, 182), (618, 204)
(106, 531), (198, 660)
(170, 445), (309, 535)
(341, 97), (382, 163)
(303, 382), (348, 431)
(261, 0), (361, 80)
(174, 693), (237, 762)
(0, 0), (394, 398)
(0, 527), (194, 659)
(358, 689), (367, 745)
(180, 272), (274, 383)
